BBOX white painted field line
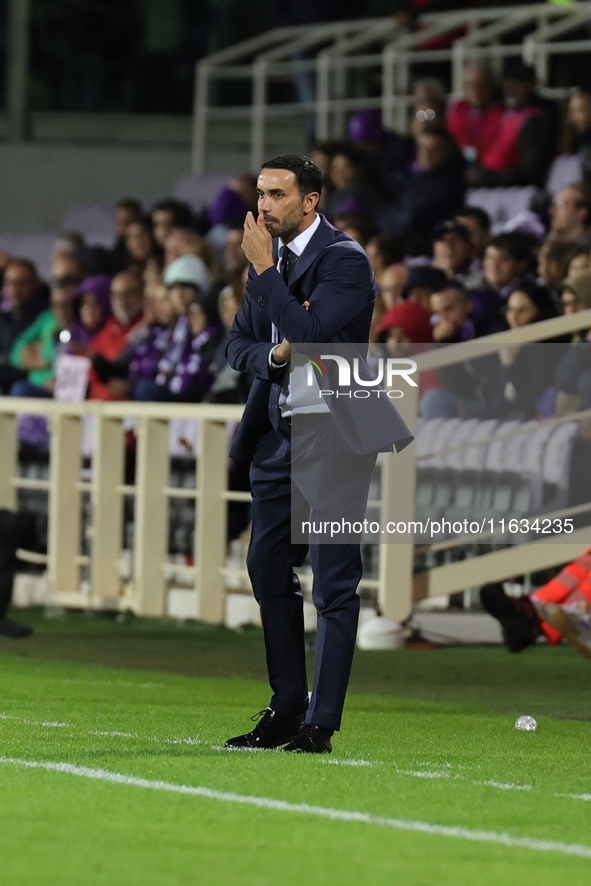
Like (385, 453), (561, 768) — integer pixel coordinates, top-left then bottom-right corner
(1, 712), (200, 747)
(1, 756), (590, 860)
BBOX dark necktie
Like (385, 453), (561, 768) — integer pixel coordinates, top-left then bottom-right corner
(269, 246), (297, 428)
(280, 245), (297, 285)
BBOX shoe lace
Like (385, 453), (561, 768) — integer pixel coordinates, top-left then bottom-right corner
(250, 708), (270, 723)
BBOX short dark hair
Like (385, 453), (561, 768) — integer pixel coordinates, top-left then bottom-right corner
(489, 231), (534, 263)
(116, 198), (143, 215)
(151, 198), (194, 228)
(456, 206), (491, 233)
(261, 155), (323, 197)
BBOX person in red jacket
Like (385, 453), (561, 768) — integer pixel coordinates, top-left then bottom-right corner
(88, 270), (145, 400)
(468, 62), (554, 188)
(446, 63), (505, 167)
(481, 547), (591, 659)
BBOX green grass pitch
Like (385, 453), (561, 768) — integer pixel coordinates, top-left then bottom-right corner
(1, 609), (591, 885)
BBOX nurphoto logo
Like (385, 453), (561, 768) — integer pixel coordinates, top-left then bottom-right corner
(303, 354), (417, 399)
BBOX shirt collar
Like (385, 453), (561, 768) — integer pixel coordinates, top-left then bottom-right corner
(281, 214), (321, 258)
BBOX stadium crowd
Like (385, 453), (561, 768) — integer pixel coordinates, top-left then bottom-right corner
(2, 63), (591, 428)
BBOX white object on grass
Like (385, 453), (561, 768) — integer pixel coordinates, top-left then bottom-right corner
(515, 716), (537, 731)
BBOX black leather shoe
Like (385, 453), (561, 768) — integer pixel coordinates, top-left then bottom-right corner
(225, 708), (305, 749)
(480, 583), (541, 652)
(0, 619), (33, 639)
(282, 722), (333, 754)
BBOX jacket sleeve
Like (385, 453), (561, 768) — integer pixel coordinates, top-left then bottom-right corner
(245, 243), (373, 344)
(225, 270), (281, 380)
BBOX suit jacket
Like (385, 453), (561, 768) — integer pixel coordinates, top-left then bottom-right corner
(226, 215), (414, 461)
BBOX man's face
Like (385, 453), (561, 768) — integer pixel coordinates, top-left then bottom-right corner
(3, 263), (38, 308)
(168, 283), (197, 317)
(152, 209), (176, 248)
(464, 65), (495, 110)
(550, 188), (585, 236)
(256, 169), (316, 243)
(484, 246), (524, 291)
(457, 214), (489, 259)
(562, 288), (584, 315)
(431, 288), (471, 330)
(506, 290), (538, 328)
(433, 232), (472, 274)
(503, 76), (535, 108)
(417, 134), (449, 172)
(225, 229), (247, 272)
(378, 263), (408, 309)
(111, 273), (144, 324)
(125, 223), (153, 262)
(50, 286), (73, 329)
(115, 205), (141, 238)
(537, 246), (562, 289)
(568, 93), (591, 133)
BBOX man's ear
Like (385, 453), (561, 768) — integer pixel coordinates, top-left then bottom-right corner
(304, 192), (320, 215)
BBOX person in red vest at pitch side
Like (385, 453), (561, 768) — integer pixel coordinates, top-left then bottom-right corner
(446, 63), (505, 168)
(481, 547), (591, 659)
(467, 62), (554, 189)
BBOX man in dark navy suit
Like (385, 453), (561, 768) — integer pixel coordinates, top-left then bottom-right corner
(224, 155), (412, 753)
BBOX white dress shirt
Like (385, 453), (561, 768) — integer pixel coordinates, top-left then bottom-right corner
(266, 214), (329, 417)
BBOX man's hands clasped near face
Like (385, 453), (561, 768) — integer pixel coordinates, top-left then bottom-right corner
(241, 211), (275, 278)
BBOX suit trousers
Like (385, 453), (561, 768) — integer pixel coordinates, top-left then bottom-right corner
(247, 415), (377, 732)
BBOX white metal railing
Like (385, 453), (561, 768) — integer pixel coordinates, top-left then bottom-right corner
(192, 3), (591, 173)
(3, 312), (591, 624)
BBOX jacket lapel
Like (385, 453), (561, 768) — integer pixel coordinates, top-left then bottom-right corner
(288, 216), (336, 287)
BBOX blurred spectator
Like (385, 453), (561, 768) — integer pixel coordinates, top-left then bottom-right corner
(549, 183), (591, 248)
(446, 63), (504, 167)
(151, 199), (194, 248)
(411, 78), (447, 139)
(134, 255), (221, 402)
(325, 145), (383, 219)
(207, 187), (249, 230)
(164, 227), (227, 288)
(402, 265), (448, 311)
(505, 280), (559, 329)
(50, 254), (86, 293)
(124, 218), (163, 278)
(378, 299), (432, 344)
(348, 109), (414, 198)
(310, 141), (344, 212)
(67, 275), (112, 353)
(365, 233), (405, 279)
(422, 281), (561, 421)
(332, 212), (377, 247)
(371, 261), (409, 341)
(52, 230), (111, 276)
(379, 126), (465, 254)
(568, 89), (591, 183)
(554, 272), (591, 413)
(456, 206), (491, 261)
(430, 282), (506, 342)
(111, 197), (144, 272)
(224, 222), (248, 274)
(0, 259), (50, 394)
(9, 284), (74, 397)
(430, 284), (473, 342)
(432, 219), (485, 288)
(561, 270), (591, 318)
(467, 62), (554, 188)
(537, 239), (579, 307)
(568, 247), (590, 276)
(205, 273), (252, 404)
(481, 232), (535, 302)
(88, 271), (145, 400)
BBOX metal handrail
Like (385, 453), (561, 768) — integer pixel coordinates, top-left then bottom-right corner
(192, 3), (591, 173)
